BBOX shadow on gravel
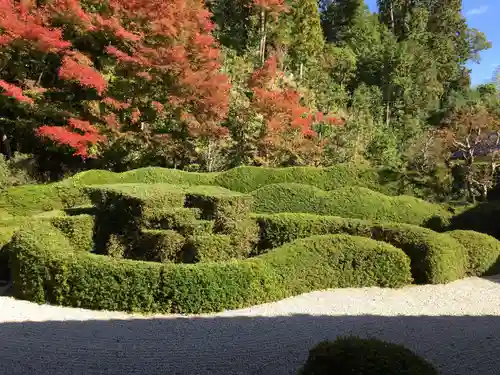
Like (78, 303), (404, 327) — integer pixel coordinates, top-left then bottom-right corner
(0, 313), (498, 375)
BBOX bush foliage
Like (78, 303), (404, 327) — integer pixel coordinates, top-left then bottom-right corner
(251, 184), (451, 226)
(254, 213), (468, 284)
(299, 336), (438, 375)
(447, 230), (500, 276)
(0, 164), (397, 217)
(8, 222), (411, 314)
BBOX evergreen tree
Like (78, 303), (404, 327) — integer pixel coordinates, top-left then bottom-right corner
(288, 0), (325, 79)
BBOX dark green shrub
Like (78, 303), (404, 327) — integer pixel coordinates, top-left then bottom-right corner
(50, 215), (94, 252)
(251, 184), (451, 226)
(0, 226), (17, 280)
(184, 188), (256, 254)
(299, 337), (438, 375)
(86, 184), (187, 253)
(254, 213), (468, 284)
(447, 230), (500, 276)
(145, 207), (200, 230)
(137, 229), (185, 263)
(9, 223), (411, 314)
(449, 201), (500, 239)
(106, 234), (126, 259)
(182, 234), (234, 263)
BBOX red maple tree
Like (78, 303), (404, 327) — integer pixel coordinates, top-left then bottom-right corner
(249, 56), (343, 165)
(0, 0), (230, 158)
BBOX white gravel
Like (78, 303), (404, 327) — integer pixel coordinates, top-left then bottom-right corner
(0, 275), (499, 375)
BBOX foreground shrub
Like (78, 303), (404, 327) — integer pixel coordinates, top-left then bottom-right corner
(447, 230), (500, 276)
(299, 336), (438, 375)
(254, 213), (468, 284)
(9, 223), (411, 314)
(251, 184), (451, 227)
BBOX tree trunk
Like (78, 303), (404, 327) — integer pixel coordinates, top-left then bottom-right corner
(0, 132), (11, 160)
(259, 10), (267, 66)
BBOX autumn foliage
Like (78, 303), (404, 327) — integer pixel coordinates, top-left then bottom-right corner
(0, 0), (230, 157)
(249, 56), (343, 165)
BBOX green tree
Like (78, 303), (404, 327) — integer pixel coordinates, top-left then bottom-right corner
(287, 0), (325, 80)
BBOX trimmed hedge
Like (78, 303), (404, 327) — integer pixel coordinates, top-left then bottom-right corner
(447, 230), (500, 276)
(448, 201), (500, 239)
(0, 164), (399, 217)
(8, 223), (411, 314)
(254, 213), (468, 284)
(50, 215), (94, 252)
(299, 337), (438, 375)
(0, 226), (17, 280)
(251, 184), (451, 227)
(182, 234), (234, 263)
(88, 183), (257, 257)
(137, 229), (186, 263)
(69, 166), (216, 186)
(0, 183), (89, 216)
(215, 165), (386, 194)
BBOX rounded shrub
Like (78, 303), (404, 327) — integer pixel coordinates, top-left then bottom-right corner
(254, 212), (469, 284)
(8, 223), (412, 314)
(299, 336), (438, 375)
(447, 230), (500, 276)
(251, 184), (451, 227)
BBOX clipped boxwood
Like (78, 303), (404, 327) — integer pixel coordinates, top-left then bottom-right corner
(299, 336), (438, 375)
(9, 222), (411, 314)
(0, 183), (90, 216)
(448, 201), (500, 239)
(0, 164), (401, 218)
(182, 234), (235, 263)
(254, 213), (468, 284)
(447, 230), (500, 276)
(215, 164), (387, 194)
(50, 214), (95, 252)
(136, 229), (186, 263)
(251, 184), (451, 227)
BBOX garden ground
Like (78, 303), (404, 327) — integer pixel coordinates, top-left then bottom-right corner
(0, 274), (499, 375)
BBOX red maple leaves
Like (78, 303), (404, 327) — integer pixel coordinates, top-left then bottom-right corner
(249, 56), (343, 164)
(0, 0), (231, 157)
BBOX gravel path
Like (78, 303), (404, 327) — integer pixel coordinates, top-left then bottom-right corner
(0, 275), (499, 375)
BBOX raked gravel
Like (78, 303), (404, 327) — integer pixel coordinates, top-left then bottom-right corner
(0, 275), (499, 375)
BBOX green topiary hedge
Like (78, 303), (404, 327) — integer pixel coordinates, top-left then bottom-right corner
(448, 201), (500, 239)
(136, 229), (186, 263)
(50, 214), (94, 252)
(214, 165), (386, 194)
(254, 213), (468, 284)
(0, 183), (89, 216)
(299, 336), (438, 375)
(447, 230), (500, 276)
(8, 222), (411, 314)
(182, 234), (235, 263)
(251, 184), (451, 227)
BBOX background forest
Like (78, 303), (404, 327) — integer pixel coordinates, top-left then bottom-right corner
(0, 0), (499, 203)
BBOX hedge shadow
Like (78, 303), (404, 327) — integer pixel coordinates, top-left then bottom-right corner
(0, 313), (498, 375)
